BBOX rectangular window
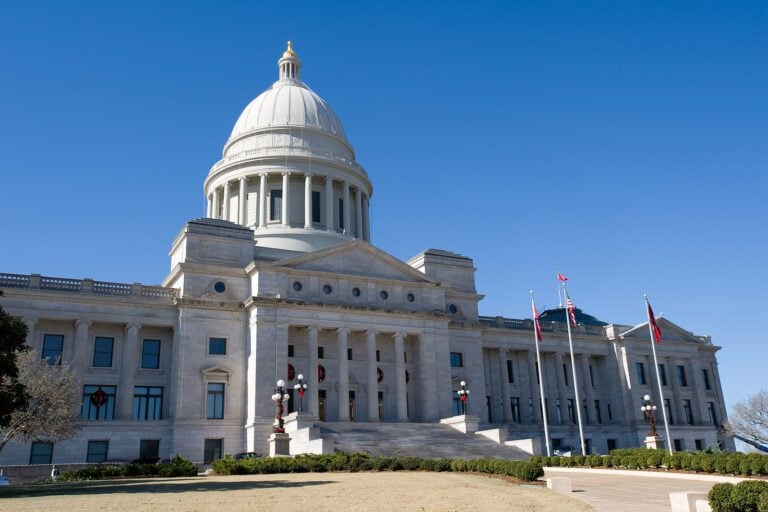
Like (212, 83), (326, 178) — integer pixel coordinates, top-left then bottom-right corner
(702, 369), (711, 390)
(338, 198), (344, 230)
(203, 438), (223, 464)
(347, 348), (353, 360)
(658, 364), (667, 386)
(86, 440), (109, 463)
(567, 399), (576, 424)
(506, 360), (514, 383)
(556, 399), (562, 424)
(376, 349), (380, 362)
(287, 344), (294, 357)
(589, 364), (595, 387)
(582, 399), (589, 423)
(209, 337), (226, 355)
(594, 400), (602, 423)
(528, 397), (533, 419)
(318, 346), (324, 359)
(695, 439), (704, 451)
(563, 363), (569, 386)
(42, 334), (64, 365)
(511, 397), (521, 423)
(92, 337), (114, 367)
(29, 442), (53, 465)
(535, 362), (540, 384)
(270, 190), (283, 221)
(664, 398), (674, 424)
(607, 403), (613, 421)
(81, 385), (117, 420)
(683, 399), (694, 425)
(133, 386), (164, 420)
(607, 439), (617, 451)
(207, 383), (225, 419)
(708, 402), (718, 425)
(311, 190), (321, 223)
(636, 362), (647, 385)
(139, 439), (160, 461)
(449, 352), (463, 367)
(141, 339), (161, 369)
(674, 439), (683, 451)
(676, 365), (688, 387)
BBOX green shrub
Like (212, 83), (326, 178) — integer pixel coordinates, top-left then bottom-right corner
(757, 491), (768, 512)
(159, 456), (198, 477)
(731, 481), (768, 512)
(709, 483), (736, 512)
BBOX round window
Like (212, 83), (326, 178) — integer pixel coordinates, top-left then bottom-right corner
(213, 281), (226, 293)
(448, 304), (458, 314)
(351, 287), (361, 297)
(406, 293), (415, 302)
(323, 284), (333, 294)
(292, 281), (303, 291)
(379, 290), (389, 300)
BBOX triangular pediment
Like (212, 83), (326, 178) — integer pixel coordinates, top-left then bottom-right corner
(273, 240), (435, 283)
(619, 317), (708, 344)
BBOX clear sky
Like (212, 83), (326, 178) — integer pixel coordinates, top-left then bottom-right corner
(1, 2), (765, 412)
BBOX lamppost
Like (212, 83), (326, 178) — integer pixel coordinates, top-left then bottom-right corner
(271, 379), (290, 433)
(294, 374), (307, 412)
(457, 380), (470, 415)
(640, 394), (658, 437)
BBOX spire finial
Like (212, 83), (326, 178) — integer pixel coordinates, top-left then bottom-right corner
(283, 41), (297, 59)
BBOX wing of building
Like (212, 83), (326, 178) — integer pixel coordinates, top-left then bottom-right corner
(0, 43), (732, 467)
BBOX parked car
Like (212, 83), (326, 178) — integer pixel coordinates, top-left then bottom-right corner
(553, 445), (574, 457)
(233, 452), (262, 459)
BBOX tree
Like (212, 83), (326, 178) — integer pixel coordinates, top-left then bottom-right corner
(0, 289), (29, 427)
(0, 349), (82, 455)
(726, 390), (768, 448)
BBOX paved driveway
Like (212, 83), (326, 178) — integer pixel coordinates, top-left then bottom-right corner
(544, 467), (747, 512)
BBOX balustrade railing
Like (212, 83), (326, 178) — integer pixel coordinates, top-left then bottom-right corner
(0, 273), (176, 301)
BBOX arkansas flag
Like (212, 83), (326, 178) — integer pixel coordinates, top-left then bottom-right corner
(647, 301), (662, 344)
(557, 273), (568, 282)
(532, 302), (544, 343)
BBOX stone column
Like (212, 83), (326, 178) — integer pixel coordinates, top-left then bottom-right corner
(366, 330), (379, 421)
(307, 326), (319, 416)
(281, 172), (290, 226)
(259, 174), (267, 228)
(325, 176), (334, 232)
(212, 188), (220, 220)
(206, 194), (213, 218)
(517, 352), (531, 423)
(354, 187), (363, 238)
(239, 177), (247, 225)
(342, 181), (351, 235)
(554, 352), (568, 424)
(526, 349), (540, 422)
(667, 357), (683, 425)
(22, 316), (38, 349)
(119, 323), (141, 419)
(304, 173), (313, 228)
(336, 328), (350, 420)
(223, 181), (231, 221)
(362, 194), (370, 242)
(498, 348), (511, 422)
(73, 319), (92, 373)
(580, 354), (595, 424)
(394, 332), (408, 421)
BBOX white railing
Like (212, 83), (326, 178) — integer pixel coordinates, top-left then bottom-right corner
(0, 273), (176, 301)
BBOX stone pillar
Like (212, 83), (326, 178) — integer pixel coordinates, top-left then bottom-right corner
(259, 173), (267, 228)
(223, 181), (231, 221)
(239, 177), (247, 225)
(325, 176), (334, 232)
(667, 357), (683, 425)
(394, 332), (408, 421)
(304, 173), (313, 228)
(498, 348), (511, 422)
(362, 194), (370, 242)
(281, 172), (290, 226)
(366, 330), (379, 421)
(73, 319), (92, 373)
(354, 187), (363, 239)
(580, 354), (595, 424)
(120, 323), (141, 419)
(22, 316), (38, 349)
(555, 352), (568, 424)
(336, 328), (350, 420)
(212, 188), (220, 220)
(517, 352), (530, 423)
(307, 326), (319, 417)
(527, 349), (540, 422)
(342, 181), (351, 235)
(206, 194), (213, 218)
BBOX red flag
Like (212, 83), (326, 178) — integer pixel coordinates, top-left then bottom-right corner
(565, 293), (577, 327)
(647, 301), (662, 344)
(532, 302), (544, 343)
(557, 273), (568, 282)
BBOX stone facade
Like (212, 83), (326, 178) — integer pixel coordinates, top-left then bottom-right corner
(0, 44), (732, 466)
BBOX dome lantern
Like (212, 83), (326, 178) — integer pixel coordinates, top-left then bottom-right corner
(278, 41), (301, 81)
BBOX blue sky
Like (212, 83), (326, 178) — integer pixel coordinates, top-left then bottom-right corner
(1, 2), (765, 412)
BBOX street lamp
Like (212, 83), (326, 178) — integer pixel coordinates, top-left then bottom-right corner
(294, 373), (307, 412)
(271, 379), (290, 433)
(640, 394), (658, 437)
(457, 380), (470, 415)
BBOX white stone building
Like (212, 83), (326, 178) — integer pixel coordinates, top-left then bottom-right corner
(0, 43), (731, 466)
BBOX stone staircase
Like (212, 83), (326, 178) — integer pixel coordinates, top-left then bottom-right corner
(316, 421), (531, 460)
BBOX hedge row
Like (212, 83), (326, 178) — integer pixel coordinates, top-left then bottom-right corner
(709, 481), (768, 512)
(530, 449), (768, 477)
(212, 452), (543, 481)
(59, 456), (198, 481)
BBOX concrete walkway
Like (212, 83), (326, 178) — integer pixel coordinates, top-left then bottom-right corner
(544, 467), (748, 512)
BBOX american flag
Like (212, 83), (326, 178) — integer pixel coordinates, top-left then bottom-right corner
(566, 297), (577, 327)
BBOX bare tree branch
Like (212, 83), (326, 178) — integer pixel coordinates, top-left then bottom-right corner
(725, 389), (768, 447)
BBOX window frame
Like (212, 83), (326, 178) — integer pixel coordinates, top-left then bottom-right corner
(29, 441), (54, 465)
(449, 352), (463, 368)
(204, 438), (223, 464)
(133, 386), (164, 420)
(42, 333), (64, 365)
(141, 339), (161, 369)
(86, 440), (109, 463)
(636, 362), (647, 385)
(676, 365), (688, 387)
(208, 337), (227, 356)
(311, 190), (321, 223)
(206, 382), (225, 420)
(92, 336), (115, 368)
(269, 189), (283, 222)
(81, 385), (117, 420)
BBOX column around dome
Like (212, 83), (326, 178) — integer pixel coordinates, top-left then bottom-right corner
(304, 173), (312, 229)
(325, 176), (334, 232)
(206, 193), (213, 218)
(258, 174), (267, 228)
(281, 172), (290, 227)
(239, 177), (247, 225)
(342, 181), (350, 235)
(212, 188), (220, 220)
(223, 181), (231, 222)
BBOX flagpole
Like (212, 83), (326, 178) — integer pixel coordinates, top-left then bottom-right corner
(531, 291), (551, 457)
(555, 269), (563, 307)
(645, 294), (674, 455)
(563, 282), (587, 456)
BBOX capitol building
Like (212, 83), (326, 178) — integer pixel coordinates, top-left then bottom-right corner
(0, 43), (732, 466)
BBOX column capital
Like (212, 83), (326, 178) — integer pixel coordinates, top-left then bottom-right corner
(282, 171), (292, 177)
(336, 327), (351, 335)
(306, 325), (319, 334)
(304, 171), (313, 178)
(75, 319), (92, 329)
(365, 329), (378, 337)
(239, 176), (247, 182)
(394, 331), (407, 340)
(125, 322), (142, 333)
(22, 316), (39, 327)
